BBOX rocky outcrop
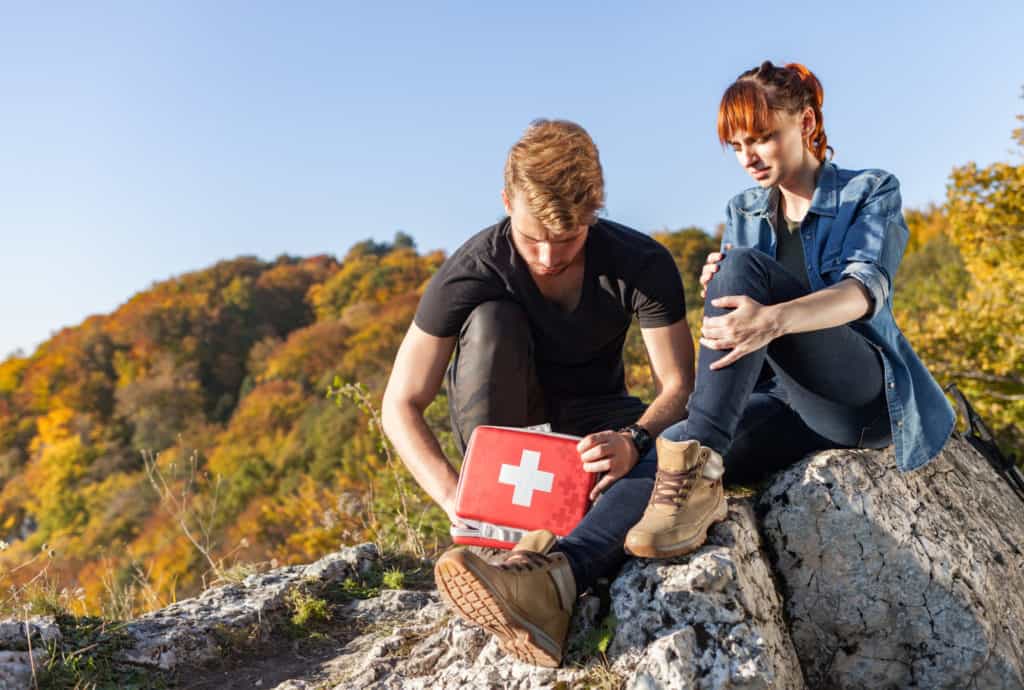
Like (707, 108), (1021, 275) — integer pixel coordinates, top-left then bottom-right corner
(117, 542), (383, 671)
(759, 437), (1024, 689)
(2, 438), (1022, 689)
(329, 501), (801, 689)
(606, 501), (802, 689)
(0, 618), (59, 690)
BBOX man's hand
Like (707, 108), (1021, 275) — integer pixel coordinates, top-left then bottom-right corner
(700, 244), (732, 299)
(442, 497), (470, 530)
(577, 430), (639, 501)
(700, 295), (782, 369)
(442, 505), (468, 532)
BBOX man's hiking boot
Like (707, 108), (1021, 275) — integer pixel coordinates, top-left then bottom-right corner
(624, 437), (728, 559)
(434, 529), (576, 667)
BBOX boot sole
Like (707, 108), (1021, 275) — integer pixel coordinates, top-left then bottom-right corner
(434, 552), (563, 667)
(624, 495), (729, 559)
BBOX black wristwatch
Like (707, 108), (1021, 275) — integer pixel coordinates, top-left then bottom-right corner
(619, 423), (653, 458)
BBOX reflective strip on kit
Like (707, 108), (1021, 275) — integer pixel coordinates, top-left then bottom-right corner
(449, 518), (527, 545)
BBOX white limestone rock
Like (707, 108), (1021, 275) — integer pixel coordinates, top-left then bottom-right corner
(0, 616), (62, 690)
(0, 650), (47, 690)
(759, 438), (1024, 689)
(608, 501), (804, 690)
(115, 543), (381, 670)
(320, 500), (803, 689)
(0, 616), (61, 652)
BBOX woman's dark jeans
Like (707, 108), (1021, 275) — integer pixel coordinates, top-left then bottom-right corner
(665, 247), (892, 478)
(448, 250), (891, 593)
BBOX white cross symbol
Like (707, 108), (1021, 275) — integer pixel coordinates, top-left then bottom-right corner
(498, 449), (555, 507)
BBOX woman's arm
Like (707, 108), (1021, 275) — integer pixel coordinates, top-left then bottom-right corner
(773, 277), (872, 335)
(700, 278), (871, 370)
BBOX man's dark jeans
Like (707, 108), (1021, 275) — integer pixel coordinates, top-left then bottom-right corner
(446, 300), (645, 592)
(448, 250), (890, 593)
(446, 300), (646, 453)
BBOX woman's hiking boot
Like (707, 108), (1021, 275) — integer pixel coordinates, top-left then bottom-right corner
(434, 529), (576, 667)
(623, 437), (728, 558)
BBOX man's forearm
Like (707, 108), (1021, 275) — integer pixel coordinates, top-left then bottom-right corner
(382, 401), (460, 513)
(634, 383), (691, 438)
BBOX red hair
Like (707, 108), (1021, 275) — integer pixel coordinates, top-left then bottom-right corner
(717, 61), (832, 162)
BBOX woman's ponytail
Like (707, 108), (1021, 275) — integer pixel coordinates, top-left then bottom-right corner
(784, 63), (831, 161)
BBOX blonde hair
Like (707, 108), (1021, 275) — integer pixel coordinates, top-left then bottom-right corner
(503, 119), (605, 235)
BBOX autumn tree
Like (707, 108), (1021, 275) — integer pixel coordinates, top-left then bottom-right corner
(898, 98), (1024, 456)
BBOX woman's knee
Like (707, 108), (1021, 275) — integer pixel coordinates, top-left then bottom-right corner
(708, 246), (761, 288)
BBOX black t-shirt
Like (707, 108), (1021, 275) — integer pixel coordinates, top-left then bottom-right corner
(775, 206), (811, 290)
(415, 217), (687, 398)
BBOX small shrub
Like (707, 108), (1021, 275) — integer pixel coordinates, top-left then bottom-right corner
(287, 588), (330, 627)
(339, 576), (379, 600)
(381, 568), (405, 590)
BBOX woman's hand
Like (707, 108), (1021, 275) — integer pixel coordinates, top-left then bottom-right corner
(577, 430), (639, 501)
(700, 295), (783, 369)
(699, 244), (732, 299)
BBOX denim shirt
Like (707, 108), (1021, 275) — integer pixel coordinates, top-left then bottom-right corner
(721, 160), (954, 472)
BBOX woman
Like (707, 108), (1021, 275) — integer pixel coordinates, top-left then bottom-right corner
(624, 60), (956, 558)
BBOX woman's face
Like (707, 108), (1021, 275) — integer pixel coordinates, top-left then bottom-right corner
(727, 108), (813, 189)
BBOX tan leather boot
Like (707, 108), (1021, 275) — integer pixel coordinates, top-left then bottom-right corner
(623, 437), (728, 559)
(434, 529), (576, 667)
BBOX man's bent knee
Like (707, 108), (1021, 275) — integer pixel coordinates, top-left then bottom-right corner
(461, 301), (531, 351)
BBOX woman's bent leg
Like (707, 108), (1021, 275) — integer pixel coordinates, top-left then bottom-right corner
(720, 392), (835, 485)
(671, 247), (809, 454)
(670, 247), (887, 456)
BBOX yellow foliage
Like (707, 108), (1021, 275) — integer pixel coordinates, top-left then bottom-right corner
(29, 407), (76, 453)
(0, 356), (28, 396)
(898, 115), (1024, 453)
(903, 204), (949, 254)
(231, 476), (360, 566)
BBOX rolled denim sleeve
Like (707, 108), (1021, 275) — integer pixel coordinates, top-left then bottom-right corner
(842, 261), (888, 320)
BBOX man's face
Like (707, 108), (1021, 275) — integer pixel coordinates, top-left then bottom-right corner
(503, 190), (588, 278)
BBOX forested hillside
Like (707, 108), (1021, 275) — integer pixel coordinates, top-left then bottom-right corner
(1, 118), (1021, 618)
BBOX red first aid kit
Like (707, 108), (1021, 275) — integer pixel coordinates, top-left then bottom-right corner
(451, 425), (595, 549)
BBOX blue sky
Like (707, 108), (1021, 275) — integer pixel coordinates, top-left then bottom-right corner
(2, 1), (1023, 358)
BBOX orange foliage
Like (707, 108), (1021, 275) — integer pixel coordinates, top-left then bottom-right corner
(257, 320), (351, 390)
(0, 232), (732, 613)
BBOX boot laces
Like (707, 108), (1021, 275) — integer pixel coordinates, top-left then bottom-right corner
(651, 465), (702, 507)
(500, 550), (551, 573)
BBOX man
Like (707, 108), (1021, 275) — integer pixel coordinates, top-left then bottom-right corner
(381, 119), (698, 667)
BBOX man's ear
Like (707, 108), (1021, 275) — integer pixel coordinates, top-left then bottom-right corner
(501, 188), (512, 215)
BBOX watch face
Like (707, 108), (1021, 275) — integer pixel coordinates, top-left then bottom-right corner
(626, 424), (651, 454)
